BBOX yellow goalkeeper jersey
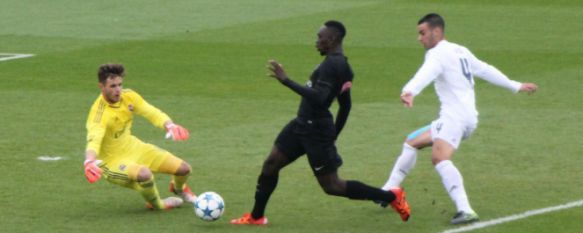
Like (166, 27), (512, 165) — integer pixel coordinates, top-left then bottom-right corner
(85, 89), (171, 160)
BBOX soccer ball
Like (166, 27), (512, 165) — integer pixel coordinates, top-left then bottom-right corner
(194, 191), (225, 221)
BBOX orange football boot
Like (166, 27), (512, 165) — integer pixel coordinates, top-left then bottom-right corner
(230, 213), (268, 225)
(390, 187), (411, 222)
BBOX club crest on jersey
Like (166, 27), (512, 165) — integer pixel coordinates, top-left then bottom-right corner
(119, 164), (126, 171)
(306, 80), (313, 87)
(128, 104), (134, 112)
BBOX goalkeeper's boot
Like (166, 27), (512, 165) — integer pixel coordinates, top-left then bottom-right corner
(451, 211), (479, 225)
(230, 213), (268, 225)
(146, 197), (184, 210)
(389, 187), (411, 222)
(169, 181), (197, 203)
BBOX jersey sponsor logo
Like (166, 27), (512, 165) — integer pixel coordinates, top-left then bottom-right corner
(128, 104), (134, 112)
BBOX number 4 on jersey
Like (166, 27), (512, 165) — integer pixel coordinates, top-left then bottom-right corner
(459, 58), (473, 84)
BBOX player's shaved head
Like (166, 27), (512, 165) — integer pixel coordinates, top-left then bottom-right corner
(324, 20), (346, 43)
(98, 63), (125, 83)
(418, 13), (445, 32)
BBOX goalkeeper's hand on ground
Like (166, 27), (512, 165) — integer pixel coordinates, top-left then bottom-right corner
(165, 123), (189, 141)
(84, 159), (102, 183)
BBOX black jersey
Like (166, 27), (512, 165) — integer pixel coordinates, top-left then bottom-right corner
(284, 53), (354, 119)
(279, 52), (354, 137)
(274, 52), (353, 175)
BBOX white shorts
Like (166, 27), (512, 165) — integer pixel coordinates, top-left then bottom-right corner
(430, 117), (477, 149)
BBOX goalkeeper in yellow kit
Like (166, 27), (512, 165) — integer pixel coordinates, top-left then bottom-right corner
(84, 63), (195, 210)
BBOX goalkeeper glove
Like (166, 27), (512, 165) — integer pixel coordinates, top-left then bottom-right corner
(165, 123), (189, 141)
(84, 159), (102, 183)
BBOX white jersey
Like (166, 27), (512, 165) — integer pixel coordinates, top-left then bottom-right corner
(402, 40), (522, 124)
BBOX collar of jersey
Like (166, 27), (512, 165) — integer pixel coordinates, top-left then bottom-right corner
(101, 95), (123, 108)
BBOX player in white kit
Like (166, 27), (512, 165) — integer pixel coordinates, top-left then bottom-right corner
(379, 13), (538, 224)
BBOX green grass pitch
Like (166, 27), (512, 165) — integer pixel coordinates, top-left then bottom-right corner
(1, 0), (582, 232)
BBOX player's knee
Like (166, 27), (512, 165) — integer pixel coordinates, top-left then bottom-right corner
(137, 167), (153, 182)
(319, 178), (344, 196)
(321, 183), (343, 196)
(261, 158), (278, 175)
(175, 162), (191, 176)
(432, 154), (451, 165)
(261, 153), (286, 175)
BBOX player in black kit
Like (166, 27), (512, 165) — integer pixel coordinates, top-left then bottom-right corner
(230, 20), (410, 225)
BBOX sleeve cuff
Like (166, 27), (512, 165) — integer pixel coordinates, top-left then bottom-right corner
(510, 81), (522, 93)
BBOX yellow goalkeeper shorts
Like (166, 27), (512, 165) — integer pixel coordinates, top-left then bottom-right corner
(99, 140), (184, 188)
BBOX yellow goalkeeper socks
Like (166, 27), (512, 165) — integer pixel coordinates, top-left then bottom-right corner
(139, 178), (164, 209)
(172, 174), (189, 192)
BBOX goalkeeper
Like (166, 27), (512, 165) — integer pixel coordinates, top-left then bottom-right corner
(84, 63), (195, 210)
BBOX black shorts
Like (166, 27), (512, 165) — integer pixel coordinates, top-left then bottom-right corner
(274, 118), (343, 176)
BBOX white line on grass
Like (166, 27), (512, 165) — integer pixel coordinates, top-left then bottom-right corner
(0, 53), (35, 62)
(441, 199), (583, 233)
(38, 156), (64, 161)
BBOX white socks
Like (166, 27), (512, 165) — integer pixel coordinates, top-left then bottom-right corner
(382, 143), (418, 190)
(382, 143), (475, 214)
(435, 160), (474, 213)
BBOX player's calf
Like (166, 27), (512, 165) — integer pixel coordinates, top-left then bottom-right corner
(170, 181), (196, 203)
